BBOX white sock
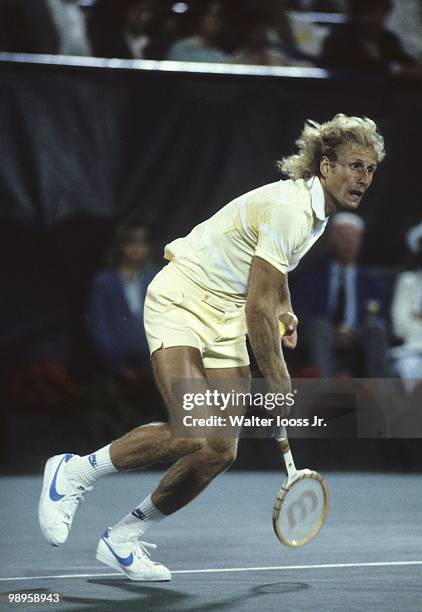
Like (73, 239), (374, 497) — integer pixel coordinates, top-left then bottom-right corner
(65, 444), (118, 487)
(111, 494), (166, 540)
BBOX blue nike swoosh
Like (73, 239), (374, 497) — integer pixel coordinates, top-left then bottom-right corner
(49, 454), (73, 502)
(102, 532), (134, 567)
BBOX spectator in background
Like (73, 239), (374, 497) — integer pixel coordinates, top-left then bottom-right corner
(146, 2), (190, 60)
(321, 0), (421, 78)
(294, 213), (389, 378)
(388, 0), (422, 61)
(41, 0), (91, 55)
(86, 223), (157, 381)
(229, 0), (312, 67)
(390, 222), (422, 394)
(166, 0), (232, 63)
(167, 0), (310, 67)
(89, 0), (157, 59)
(0, 0), (91, 55)
(286, 1), (337, 60)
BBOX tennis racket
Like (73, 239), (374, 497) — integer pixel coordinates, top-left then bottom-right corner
(272, 426), (329, 548)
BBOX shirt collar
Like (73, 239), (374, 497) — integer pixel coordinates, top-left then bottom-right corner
(307, 176), (327, 222)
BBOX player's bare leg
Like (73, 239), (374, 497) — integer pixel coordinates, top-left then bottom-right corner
(95, 347), (249, 580)
(150, 353), (251, 514)
(108, 346), (211, 470)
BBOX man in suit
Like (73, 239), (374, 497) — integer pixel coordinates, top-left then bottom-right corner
(294, 212), (389, 377)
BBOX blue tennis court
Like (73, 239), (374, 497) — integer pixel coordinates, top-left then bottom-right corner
(1, 471), (421, 611)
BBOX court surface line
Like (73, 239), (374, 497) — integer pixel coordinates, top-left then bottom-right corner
(1, 560), (422, 582)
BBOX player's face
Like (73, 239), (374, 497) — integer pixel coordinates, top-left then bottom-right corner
(320, 145), (378, 214)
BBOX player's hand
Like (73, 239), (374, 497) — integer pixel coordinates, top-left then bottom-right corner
(279, 312), (298, 350)
(282, 329), (297, 350)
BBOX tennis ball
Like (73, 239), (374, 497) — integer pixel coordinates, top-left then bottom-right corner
(279, 321), (285, 337)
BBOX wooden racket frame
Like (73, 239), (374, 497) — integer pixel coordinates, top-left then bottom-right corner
(272, 432), (329, 547)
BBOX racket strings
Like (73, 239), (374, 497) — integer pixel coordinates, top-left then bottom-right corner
(277, 476), (326, 546)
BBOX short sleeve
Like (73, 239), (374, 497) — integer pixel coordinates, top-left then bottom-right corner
(254, 204), (308, 274)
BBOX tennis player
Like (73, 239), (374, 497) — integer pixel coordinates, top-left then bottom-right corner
(38, 114), (385, 580)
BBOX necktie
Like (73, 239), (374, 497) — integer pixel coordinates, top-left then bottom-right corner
(333, 270), (346, 325)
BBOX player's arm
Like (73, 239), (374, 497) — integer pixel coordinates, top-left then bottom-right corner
(277, 273), (298, 351)
(245, 256), (297, 395)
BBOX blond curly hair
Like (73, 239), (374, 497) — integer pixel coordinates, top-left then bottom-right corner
(279, 114), (386, 181)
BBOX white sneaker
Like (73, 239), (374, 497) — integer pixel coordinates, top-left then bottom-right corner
(38, 454), (92, 546)
(96, 528), (171, 581)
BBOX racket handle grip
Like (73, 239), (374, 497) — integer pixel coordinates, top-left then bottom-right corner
(273, 426), (291, 453)
(278, 439), (290, 454)
(273, 426), (295, 470)
(272, 425), (287, 442)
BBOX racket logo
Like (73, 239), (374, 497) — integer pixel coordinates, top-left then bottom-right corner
(287, 490), (319, 529)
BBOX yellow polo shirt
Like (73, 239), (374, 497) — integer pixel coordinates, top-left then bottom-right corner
(164, 177), (328, 306)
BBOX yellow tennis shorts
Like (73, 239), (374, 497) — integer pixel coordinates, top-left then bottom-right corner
(144, 262), (249, 369)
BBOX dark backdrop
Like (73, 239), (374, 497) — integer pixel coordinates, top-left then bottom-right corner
(1, 59), (421, 254)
